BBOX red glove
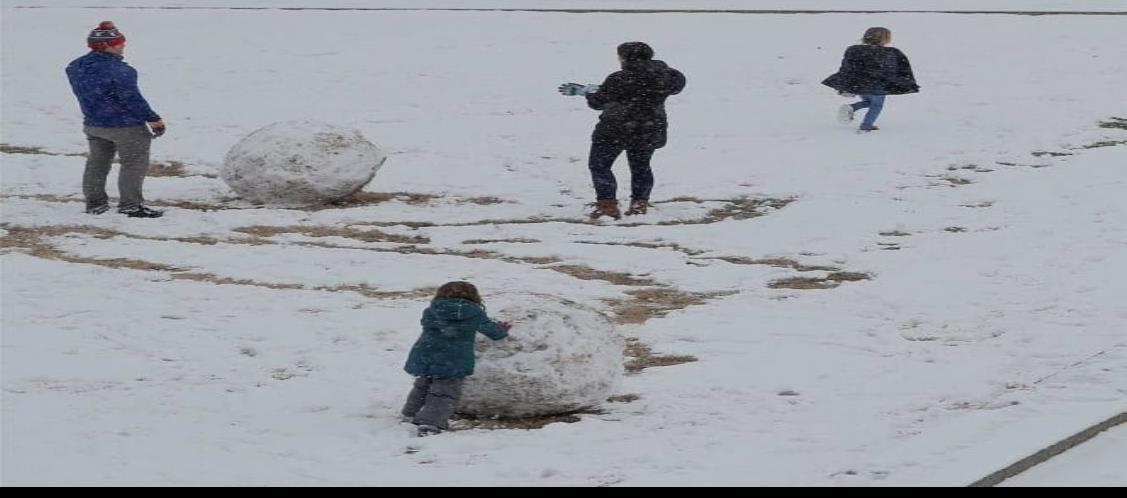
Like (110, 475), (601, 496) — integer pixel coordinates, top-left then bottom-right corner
(497, 320), (512, 333)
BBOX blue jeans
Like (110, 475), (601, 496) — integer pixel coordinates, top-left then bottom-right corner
(588, 143), (655, 201)
(851, 94), (886, 130)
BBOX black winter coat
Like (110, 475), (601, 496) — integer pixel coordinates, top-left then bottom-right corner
(585, 59), (686, 150)
(822, 45), (919, 96)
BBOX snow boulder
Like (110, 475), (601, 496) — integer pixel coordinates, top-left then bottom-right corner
(221, 121), (386, 206)
(459, 294), (624, 418)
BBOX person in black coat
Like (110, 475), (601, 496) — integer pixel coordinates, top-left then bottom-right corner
(559, 42), (686, 220)
(822, 27), (919, 132)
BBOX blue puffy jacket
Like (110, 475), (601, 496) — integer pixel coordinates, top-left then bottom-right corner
(404, 298), (508, 378)
(66, 51), (160, 127)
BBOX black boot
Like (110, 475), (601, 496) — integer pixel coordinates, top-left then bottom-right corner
(85, 204), (110, 215)
(119, 206), (164, 218)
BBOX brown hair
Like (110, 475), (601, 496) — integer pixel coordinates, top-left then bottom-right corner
(435, 281), (482, 304)
(862, 27), (891, 46)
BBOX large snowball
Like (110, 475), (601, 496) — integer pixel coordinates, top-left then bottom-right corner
(459, 294), (624, 418)
(221, 121), (386, 206)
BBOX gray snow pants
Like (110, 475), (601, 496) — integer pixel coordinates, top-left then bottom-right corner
(401, 377), (464, 430)
(83, 125), (152, 211)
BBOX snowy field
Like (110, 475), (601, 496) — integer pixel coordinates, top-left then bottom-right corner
(7, 0), (1127, 11)
(1001, 424), (1127, 487)
(2, 1), (1126, 486)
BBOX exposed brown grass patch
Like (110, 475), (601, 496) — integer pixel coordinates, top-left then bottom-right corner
(349, 196), (793, 229)
(573, 240), (707, 256)
(327, 283), (436, 300)
(606, 394), (640, 403)
(1, 225), (182, 271)
(1098, 117), (1127, 130)
(462, 196), (507, 205)
(452, 410), (598, 430)
(0, 143), (85, 157)
(146, 161), (190, 177)
(547, 264), (657, 286)
(1, 193), (82, 204)
(354, 216), (578, 229)
(0, 224), (433, 299)
(624, 337), (698, 374)
(1081, 139), (1127, 149)
(768, 276), (838, 290)
(768, 271), (872, 289)
(996, 161), (1051, 169)
(960, 201), (994, 208)
(641, 196), (795, 226)
(946, 164), (994, 173)
(234, 231), (562, 266)
(171, 272), (304, 290)
(510, 255), (563, 265)
(170, 273), (435, 299)
(942, 176), (973, 186)
(461, 238), (541, 245)
(322, 191), (441, 209)
(826, 271), (871, 282)
(153, 199), (234, 211)
(705, 255), (839, 272)
(2, 193), (239, 212)
(606, 288), (734, 325)
(233, 225), (429, 244)
(1, 145), (214, 178)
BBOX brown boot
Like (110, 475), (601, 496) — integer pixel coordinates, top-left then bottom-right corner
(625, 199), (649, 216)
(588, 199), (621, 221)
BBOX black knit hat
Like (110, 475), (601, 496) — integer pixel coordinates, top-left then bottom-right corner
(617, 42), (654, 62)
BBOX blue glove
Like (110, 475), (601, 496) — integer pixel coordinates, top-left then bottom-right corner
(558, 82), (599, 96)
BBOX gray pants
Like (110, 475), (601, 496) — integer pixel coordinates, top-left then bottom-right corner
(401, 377), (464, 430)
(83, 125), (152, 211)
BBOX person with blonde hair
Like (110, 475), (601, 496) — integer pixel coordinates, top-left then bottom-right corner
(822, 27), (919, 132)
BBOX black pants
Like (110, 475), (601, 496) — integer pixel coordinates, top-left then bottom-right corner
(588, 143), (655, 201)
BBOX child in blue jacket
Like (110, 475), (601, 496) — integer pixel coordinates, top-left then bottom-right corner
(401, 282), (511, 436)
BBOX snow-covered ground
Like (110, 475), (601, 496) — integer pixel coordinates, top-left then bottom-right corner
(6, 1), (1127, 12)
(2, 2), (1125, 486)
(1002, 425), (1127, 487)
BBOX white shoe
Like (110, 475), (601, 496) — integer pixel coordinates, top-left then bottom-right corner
(837, 104), (855, 124)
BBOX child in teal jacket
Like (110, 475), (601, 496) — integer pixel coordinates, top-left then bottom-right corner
(402, 282), (510, 436)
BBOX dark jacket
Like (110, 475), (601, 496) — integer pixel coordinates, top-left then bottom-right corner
(65, 51), (161, 128)
(585, 59), (686, 150)
(404, 298), (508, 378)
(822, 45), (919, 96)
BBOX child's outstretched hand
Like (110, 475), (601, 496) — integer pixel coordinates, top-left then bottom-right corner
(497, 320), (512, 333)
